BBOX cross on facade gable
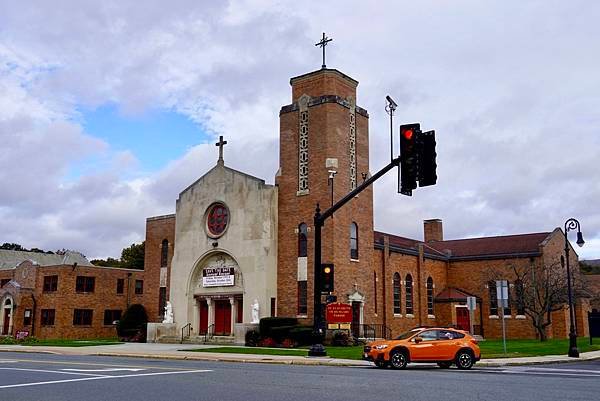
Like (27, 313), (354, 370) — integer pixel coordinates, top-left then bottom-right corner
(215, 135), (227, 164)
(315, 32), (333, 69)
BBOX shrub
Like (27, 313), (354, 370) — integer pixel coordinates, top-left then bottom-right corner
(281, 338), (297, 348)
(117, 304), (148, 342)
(332, 330), (352, 346)
(289, 326), (315, 346)
(245, 329), (260, 347)
(259, 317), (298, 338)
(258, 337), (277, 347)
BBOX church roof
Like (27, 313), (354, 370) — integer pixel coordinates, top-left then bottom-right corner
(0, 250), (94, 269)
(374, 230), (552, 260)
(180, 163), (270, 197)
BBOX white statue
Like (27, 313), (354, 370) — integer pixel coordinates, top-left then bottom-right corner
(163, 301), (174, 324)
(251, 299), (260, 323)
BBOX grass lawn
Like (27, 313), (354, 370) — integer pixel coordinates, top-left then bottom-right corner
(479, 337), (600, 358)
(187, 338), (600, 360)
(25, 339), (122, 347)
(187, 346), (365, 360)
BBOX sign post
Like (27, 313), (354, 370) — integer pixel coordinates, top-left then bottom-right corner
(496, 280), (509, 354)
(466, 296), (477, 335)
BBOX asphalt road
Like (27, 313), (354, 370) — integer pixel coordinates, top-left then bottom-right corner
(0, 352), (598, 401)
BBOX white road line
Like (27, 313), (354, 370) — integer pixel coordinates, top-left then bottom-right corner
(0, 368), (108, 377)
(499, 370), (600, 378)
(515, 367), (600, 374)
(0, 369), (212, 389)
(0, 361), (17, 364)
(62, 368), (145, 372)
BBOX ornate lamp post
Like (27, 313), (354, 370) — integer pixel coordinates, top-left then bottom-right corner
(563, 218), (585, 358)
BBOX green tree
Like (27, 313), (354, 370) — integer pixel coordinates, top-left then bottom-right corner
(90, 257), (122, 267)
(120, 242), (145, 270)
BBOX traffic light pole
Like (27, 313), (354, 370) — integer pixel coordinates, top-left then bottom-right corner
(309, 156), (401, 356)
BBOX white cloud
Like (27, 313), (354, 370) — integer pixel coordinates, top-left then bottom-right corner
(1, 0), (599, 259)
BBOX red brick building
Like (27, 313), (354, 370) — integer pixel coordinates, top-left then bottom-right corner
(0, 250), (155, 339)
(139, 64), (591, 342)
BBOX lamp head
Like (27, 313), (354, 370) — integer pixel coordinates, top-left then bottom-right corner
(576, 231), (585, 247)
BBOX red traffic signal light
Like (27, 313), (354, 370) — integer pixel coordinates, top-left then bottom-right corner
(399, 123), (420, 195)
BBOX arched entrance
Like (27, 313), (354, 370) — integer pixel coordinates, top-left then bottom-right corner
(189, 252), (244, 337)
(1, 297), (14, 336)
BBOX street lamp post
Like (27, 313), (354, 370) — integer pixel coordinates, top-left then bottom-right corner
(563, 218), (585, 358)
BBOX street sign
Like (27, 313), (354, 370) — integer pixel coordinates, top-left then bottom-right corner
(496, 280), (509, 308)
(466, 296), (477, 311)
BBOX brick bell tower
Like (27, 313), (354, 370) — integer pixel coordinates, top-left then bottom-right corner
(276, 66), (375, 327)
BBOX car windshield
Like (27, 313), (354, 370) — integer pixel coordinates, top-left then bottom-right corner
(394, 329), (422, 340)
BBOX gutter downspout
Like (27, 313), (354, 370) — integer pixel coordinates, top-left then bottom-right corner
(382, 236), (389, 332)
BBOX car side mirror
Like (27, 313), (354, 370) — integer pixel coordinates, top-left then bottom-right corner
(414, 337), (423, 344)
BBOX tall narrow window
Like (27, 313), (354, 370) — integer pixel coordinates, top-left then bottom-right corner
(350, 222), (359, 260)
(515, 279), (525, 315)
(393, 273), (401, 314)
(161, 239), (169, 267)
(405, 274), (413, 315)
(297, 281), (308, 315)
(488, 281), (498, 316)
(426, 277), (434, 315)
(298, 223), (308, 257)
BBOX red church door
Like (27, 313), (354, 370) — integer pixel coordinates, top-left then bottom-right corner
(214, 300), (231, 335)
(456, 307), (470, 332)
(199, 301), (208, 335)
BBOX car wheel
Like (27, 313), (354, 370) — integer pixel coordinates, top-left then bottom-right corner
(389, 350), (408, 369)
(437, 362), (452, 369)
(455, 350), (474, 370)
(374, 360), (388, 368)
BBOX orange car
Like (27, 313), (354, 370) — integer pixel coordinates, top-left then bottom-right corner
(363, 327), (480, 369)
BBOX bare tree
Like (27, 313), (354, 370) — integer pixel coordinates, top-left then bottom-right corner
(486, 260), (586, 341)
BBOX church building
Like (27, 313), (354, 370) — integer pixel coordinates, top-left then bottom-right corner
(145, 62), (591, 343)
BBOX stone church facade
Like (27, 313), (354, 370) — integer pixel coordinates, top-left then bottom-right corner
(144, 65), (591, 343)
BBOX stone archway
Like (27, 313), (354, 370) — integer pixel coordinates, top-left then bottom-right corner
(188, 252), (244, 336)
(1, 297), (14, 336)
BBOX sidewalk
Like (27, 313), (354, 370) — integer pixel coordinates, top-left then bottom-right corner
(1, 342), (599, 367)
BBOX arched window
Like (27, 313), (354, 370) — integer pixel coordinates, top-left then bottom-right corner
(393, 273), (401, 314)
(488, 281), (498, 315)
(298, 223), (308, 257)
(426, 277), (434, 315)
(350, 222), (359, 259)
(405, 274), (413, 315)
(161, 239), (169, 267)
(515, 279), (525, 315)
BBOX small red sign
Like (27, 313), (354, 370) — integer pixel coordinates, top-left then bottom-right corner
(326, 302), (352, 324)
(15, 330), (29, 340)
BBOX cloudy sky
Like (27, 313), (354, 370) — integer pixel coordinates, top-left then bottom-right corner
(1, 1), (599, 260)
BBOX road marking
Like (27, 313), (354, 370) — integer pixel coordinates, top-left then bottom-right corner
(499, 370), (600, 378)
(513, 367), (600, 374)
(0, 358), (193, 371)
(62, 368), (145, 372)
(0, 368), (107, 377)
(0, 361), (17, 364)
(0, 369), (212, 389)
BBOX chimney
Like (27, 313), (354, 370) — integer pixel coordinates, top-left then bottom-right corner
(424, 219), (443, 242)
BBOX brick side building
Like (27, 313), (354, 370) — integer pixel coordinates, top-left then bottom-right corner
(0, 250), (153, 339)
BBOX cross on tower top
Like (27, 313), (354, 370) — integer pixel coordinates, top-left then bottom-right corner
(315, 32), (333, 69)
(215, 135), (227, 165)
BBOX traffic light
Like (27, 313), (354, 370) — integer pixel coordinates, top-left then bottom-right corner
(321, 263), (334, 293)
(400, 123), (420, 195)
(418, 130), (437, 187)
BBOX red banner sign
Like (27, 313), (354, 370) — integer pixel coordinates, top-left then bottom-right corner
(326, 302), (352, 324)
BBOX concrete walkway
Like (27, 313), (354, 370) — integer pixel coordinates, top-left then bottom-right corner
(1, 343), (599, 367)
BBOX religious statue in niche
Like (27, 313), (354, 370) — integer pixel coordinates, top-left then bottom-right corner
(251, 299), (260, 323)
(163, 301), (174, 324)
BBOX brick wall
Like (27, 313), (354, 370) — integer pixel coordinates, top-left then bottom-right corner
(276, 68), (374, 324)
(144, 214), (175, 320)
(0, 261), (155, 339)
